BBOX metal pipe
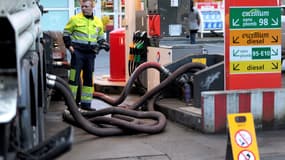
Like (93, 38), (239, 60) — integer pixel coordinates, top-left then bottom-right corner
(18, 31), (34, 58)
(0, 1), (28, 14)
(9, 6), (41, 35)
(10, 10), (32, 34)
(8, 5), (41, 97)
(17, 21), (40, 61)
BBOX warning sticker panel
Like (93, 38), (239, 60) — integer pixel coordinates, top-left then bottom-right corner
(227, 113), (260, 160)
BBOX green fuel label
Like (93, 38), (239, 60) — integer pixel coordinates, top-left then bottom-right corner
(230, 7), (281, 29)
(252, 47), (271, 59)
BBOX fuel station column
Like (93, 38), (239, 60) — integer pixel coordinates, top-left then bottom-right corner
(225, 0), (281, 89)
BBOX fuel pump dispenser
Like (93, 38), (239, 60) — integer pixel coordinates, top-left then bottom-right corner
(147, 8), (160, 46)
(146, 0), (162, 47)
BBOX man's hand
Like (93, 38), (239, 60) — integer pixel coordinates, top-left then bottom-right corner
(100, 42), (110, 52)
(69, 46), (74, 54)
(97, 39), (110, 52)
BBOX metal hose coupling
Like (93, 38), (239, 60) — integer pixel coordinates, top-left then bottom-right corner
(160, 66), (171, 79)
(175, 74), (189, 86)
(52, 61), (71, 69)
(46, 78), (56, 87)
(46, 73), (57, 81)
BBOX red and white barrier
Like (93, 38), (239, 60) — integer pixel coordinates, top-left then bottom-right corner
(201, 88), (285, 133)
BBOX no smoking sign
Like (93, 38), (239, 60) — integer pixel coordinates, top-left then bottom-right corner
(235, 130), (252, 148)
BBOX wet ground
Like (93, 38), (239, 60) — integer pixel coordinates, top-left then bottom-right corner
(46, 97), (285, 160)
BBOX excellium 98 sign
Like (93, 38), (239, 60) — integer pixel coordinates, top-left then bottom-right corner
(230, 7), (281, 29)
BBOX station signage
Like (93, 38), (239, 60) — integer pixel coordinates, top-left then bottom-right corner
(230, 60), (281, 73)
(230, 46), (281, 61)
(230, 29), (281, 46)
(200, 10), (223, 31)
(230, 7), (281, 29)
(224, 0), (281, 89)
(229, 6), (281, 75)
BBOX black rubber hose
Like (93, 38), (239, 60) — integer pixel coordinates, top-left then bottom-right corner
(63, 107), (166, 134)
(93, 62), (205, 110)
(46, 74), (69, 89)
(128, 62), (206, 110)
(47, 79), (126, 136)
(93, 61), (170, 106)
(47, 76), (167, 136)
(146, 93), (161, 111)
(47, 62), (205, 136)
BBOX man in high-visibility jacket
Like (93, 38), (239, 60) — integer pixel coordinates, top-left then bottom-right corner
(63, 0), (106, 110)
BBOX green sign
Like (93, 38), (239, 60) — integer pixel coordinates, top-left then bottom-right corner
(252, 47), (271, 59)
(230, 7), (281, 29)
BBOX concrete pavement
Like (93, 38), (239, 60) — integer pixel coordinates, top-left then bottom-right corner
(46, 99), (285, 160)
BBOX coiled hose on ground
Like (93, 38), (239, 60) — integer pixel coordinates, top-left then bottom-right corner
(46, 74), (167, 136)
(46, 61), (205, 137)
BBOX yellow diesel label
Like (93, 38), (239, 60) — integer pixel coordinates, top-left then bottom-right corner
(230, 60), (281, 74)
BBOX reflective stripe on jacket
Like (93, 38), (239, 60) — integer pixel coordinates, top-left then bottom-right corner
(63, 13), (104, 44)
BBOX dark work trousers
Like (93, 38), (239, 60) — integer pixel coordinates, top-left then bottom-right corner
(189, 29), (198, 44)
(69, 49), (96, 108)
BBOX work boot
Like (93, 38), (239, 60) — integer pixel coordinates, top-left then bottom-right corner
(80, 103), (96, 111)
(80, 106), (96, 111)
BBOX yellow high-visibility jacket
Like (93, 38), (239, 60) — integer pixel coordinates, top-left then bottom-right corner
(63, 13), (104, 45)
